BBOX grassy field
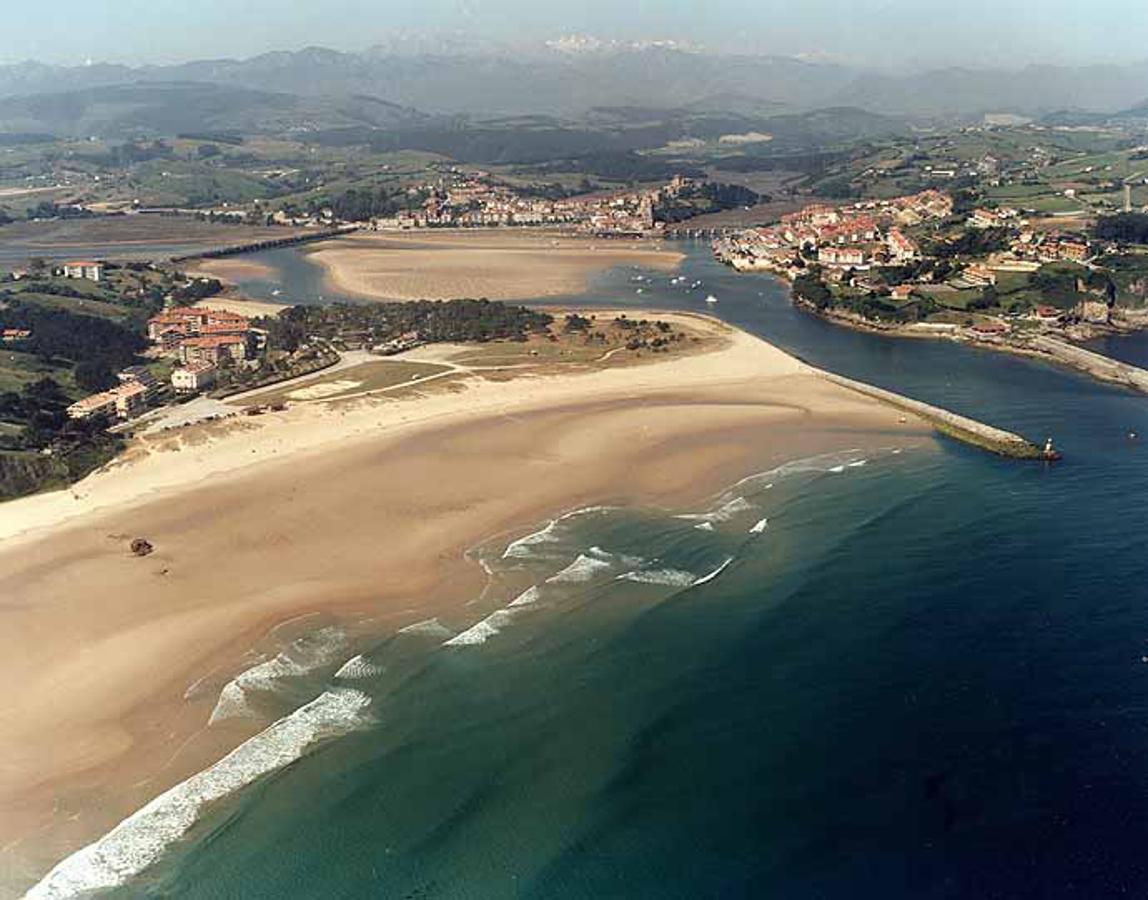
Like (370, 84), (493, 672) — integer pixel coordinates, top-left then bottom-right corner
(241, 360), (449, 406)
(0, 217), (314, 266)
(6, 289), (136, 321)
(0, 349), (77, 395)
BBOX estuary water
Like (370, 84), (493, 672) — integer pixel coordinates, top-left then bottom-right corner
(46, 241), (1148, 898)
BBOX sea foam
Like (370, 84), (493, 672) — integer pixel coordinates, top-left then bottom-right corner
(334, 655), (385, 680)
(501, 507), (617, 560)
(694, 557), (735, 586)
(618, 568), (698, 587)
(207, 626), (347, 726)
(545, 547), (628, 584)
(508, 585), (541, 608)
(677, 496), (754, 525)
(502, 521), (561, 559)
(442, 608), (518, 647)
(397, 617), (453, 639)
(26, 688), (372, 899)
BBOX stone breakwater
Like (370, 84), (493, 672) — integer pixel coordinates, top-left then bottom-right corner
(1025, 336), (1148, 394)
(819, 373), (1043, 459)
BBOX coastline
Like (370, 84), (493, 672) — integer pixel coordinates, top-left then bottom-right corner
(1, 316), (938, 893)
(801, 299), (1148, 395)
(721, 254), (1148, 395)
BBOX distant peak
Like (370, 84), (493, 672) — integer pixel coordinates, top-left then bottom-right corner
(542, 34), (703, 55)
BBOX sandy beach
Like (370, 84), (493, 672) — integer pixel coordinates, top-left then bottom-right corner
(305, 229), (685, 301)
(191, 295), (290, 319)
(0, 317), (930, 892)
(186, 256), (279, 287)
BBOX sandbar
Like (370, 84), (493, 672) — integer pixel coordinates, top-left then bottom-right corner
(306, 229), (685, 301)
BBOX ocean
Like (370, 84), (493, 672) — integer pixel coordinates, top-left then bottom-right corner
(40, 242), (1148, 898)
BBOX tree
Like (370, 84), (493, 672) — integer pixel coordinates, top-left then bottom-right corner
(1094, 212), (1148, 244)
(74, 360), (117, 393)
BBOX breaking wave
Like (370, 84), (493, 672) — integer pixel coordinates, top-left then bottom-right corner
(694, 557), (735, 586)
(502, 521), (562, 559)
(398, 617), (453, 639)
(618, 568), (698, 587)
(677, 496), (754, 525)
(26, 689), (372, 899)
(501, 507), (618, 560)
(508, 585), (541, 608)
(442, 609), (518, 647)
(334, 655), (385, 680)
(545, 547), (635, 584)
(208, 627), (347, 726)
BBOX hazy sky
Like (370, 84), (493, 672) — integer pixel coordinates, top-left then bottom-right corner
(6, 0), (1147, 68)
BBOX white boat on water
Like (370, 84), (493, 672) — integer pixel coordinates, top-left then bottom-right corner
(705, 294), (719, 304)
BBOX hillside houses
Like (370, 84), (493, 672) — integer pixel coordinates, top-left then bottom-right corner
(147, 307), (252, 355)
(147, 305), (255, 394)
(66, 368), (158, 421)
(60, 260), (104, 282)
(724, 190), (943, 273)
(365, 173), (694, 236)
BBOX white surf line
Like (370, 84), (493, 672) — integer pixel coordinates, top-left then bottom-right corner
(693, 557), (735, 586)
(207, 626), (347, 726)
(397, 617), (453, 639)
(442, 608), (517, 647)
(334, 655), (385, 680)
(25, 689), (372, 899)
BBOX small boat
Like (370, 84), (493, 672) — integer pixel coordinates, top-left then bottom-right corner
(1042, 437), (1062, 462)
(705, 294), (719, 305)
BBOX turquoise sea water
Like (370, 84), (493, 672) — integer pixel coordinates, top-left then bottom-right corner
(46, 242), (1148, 898)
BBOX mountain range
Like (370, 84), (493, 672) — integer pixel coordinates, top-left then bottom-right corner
(0, 43), (1146, 128)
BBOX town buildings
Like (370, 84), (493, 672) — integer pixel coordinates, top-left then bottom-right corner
(178, 334), (249, 365)
(66, 368), (158, 421)
(61, 260), (104, 282)
(363, 173), (694, 236)
(722, 190), (947, 274)
(147, 306), (252, 364)
(171, 361), (217, 393)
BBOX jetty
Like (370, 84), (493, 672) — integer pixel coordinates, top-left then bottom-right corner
(1024, 336), (1148, 394)
(820, 372), (1044, 459)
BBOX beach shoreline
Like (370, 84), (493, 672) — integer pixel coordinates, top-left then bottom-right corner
(0, 316), (933, 893)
